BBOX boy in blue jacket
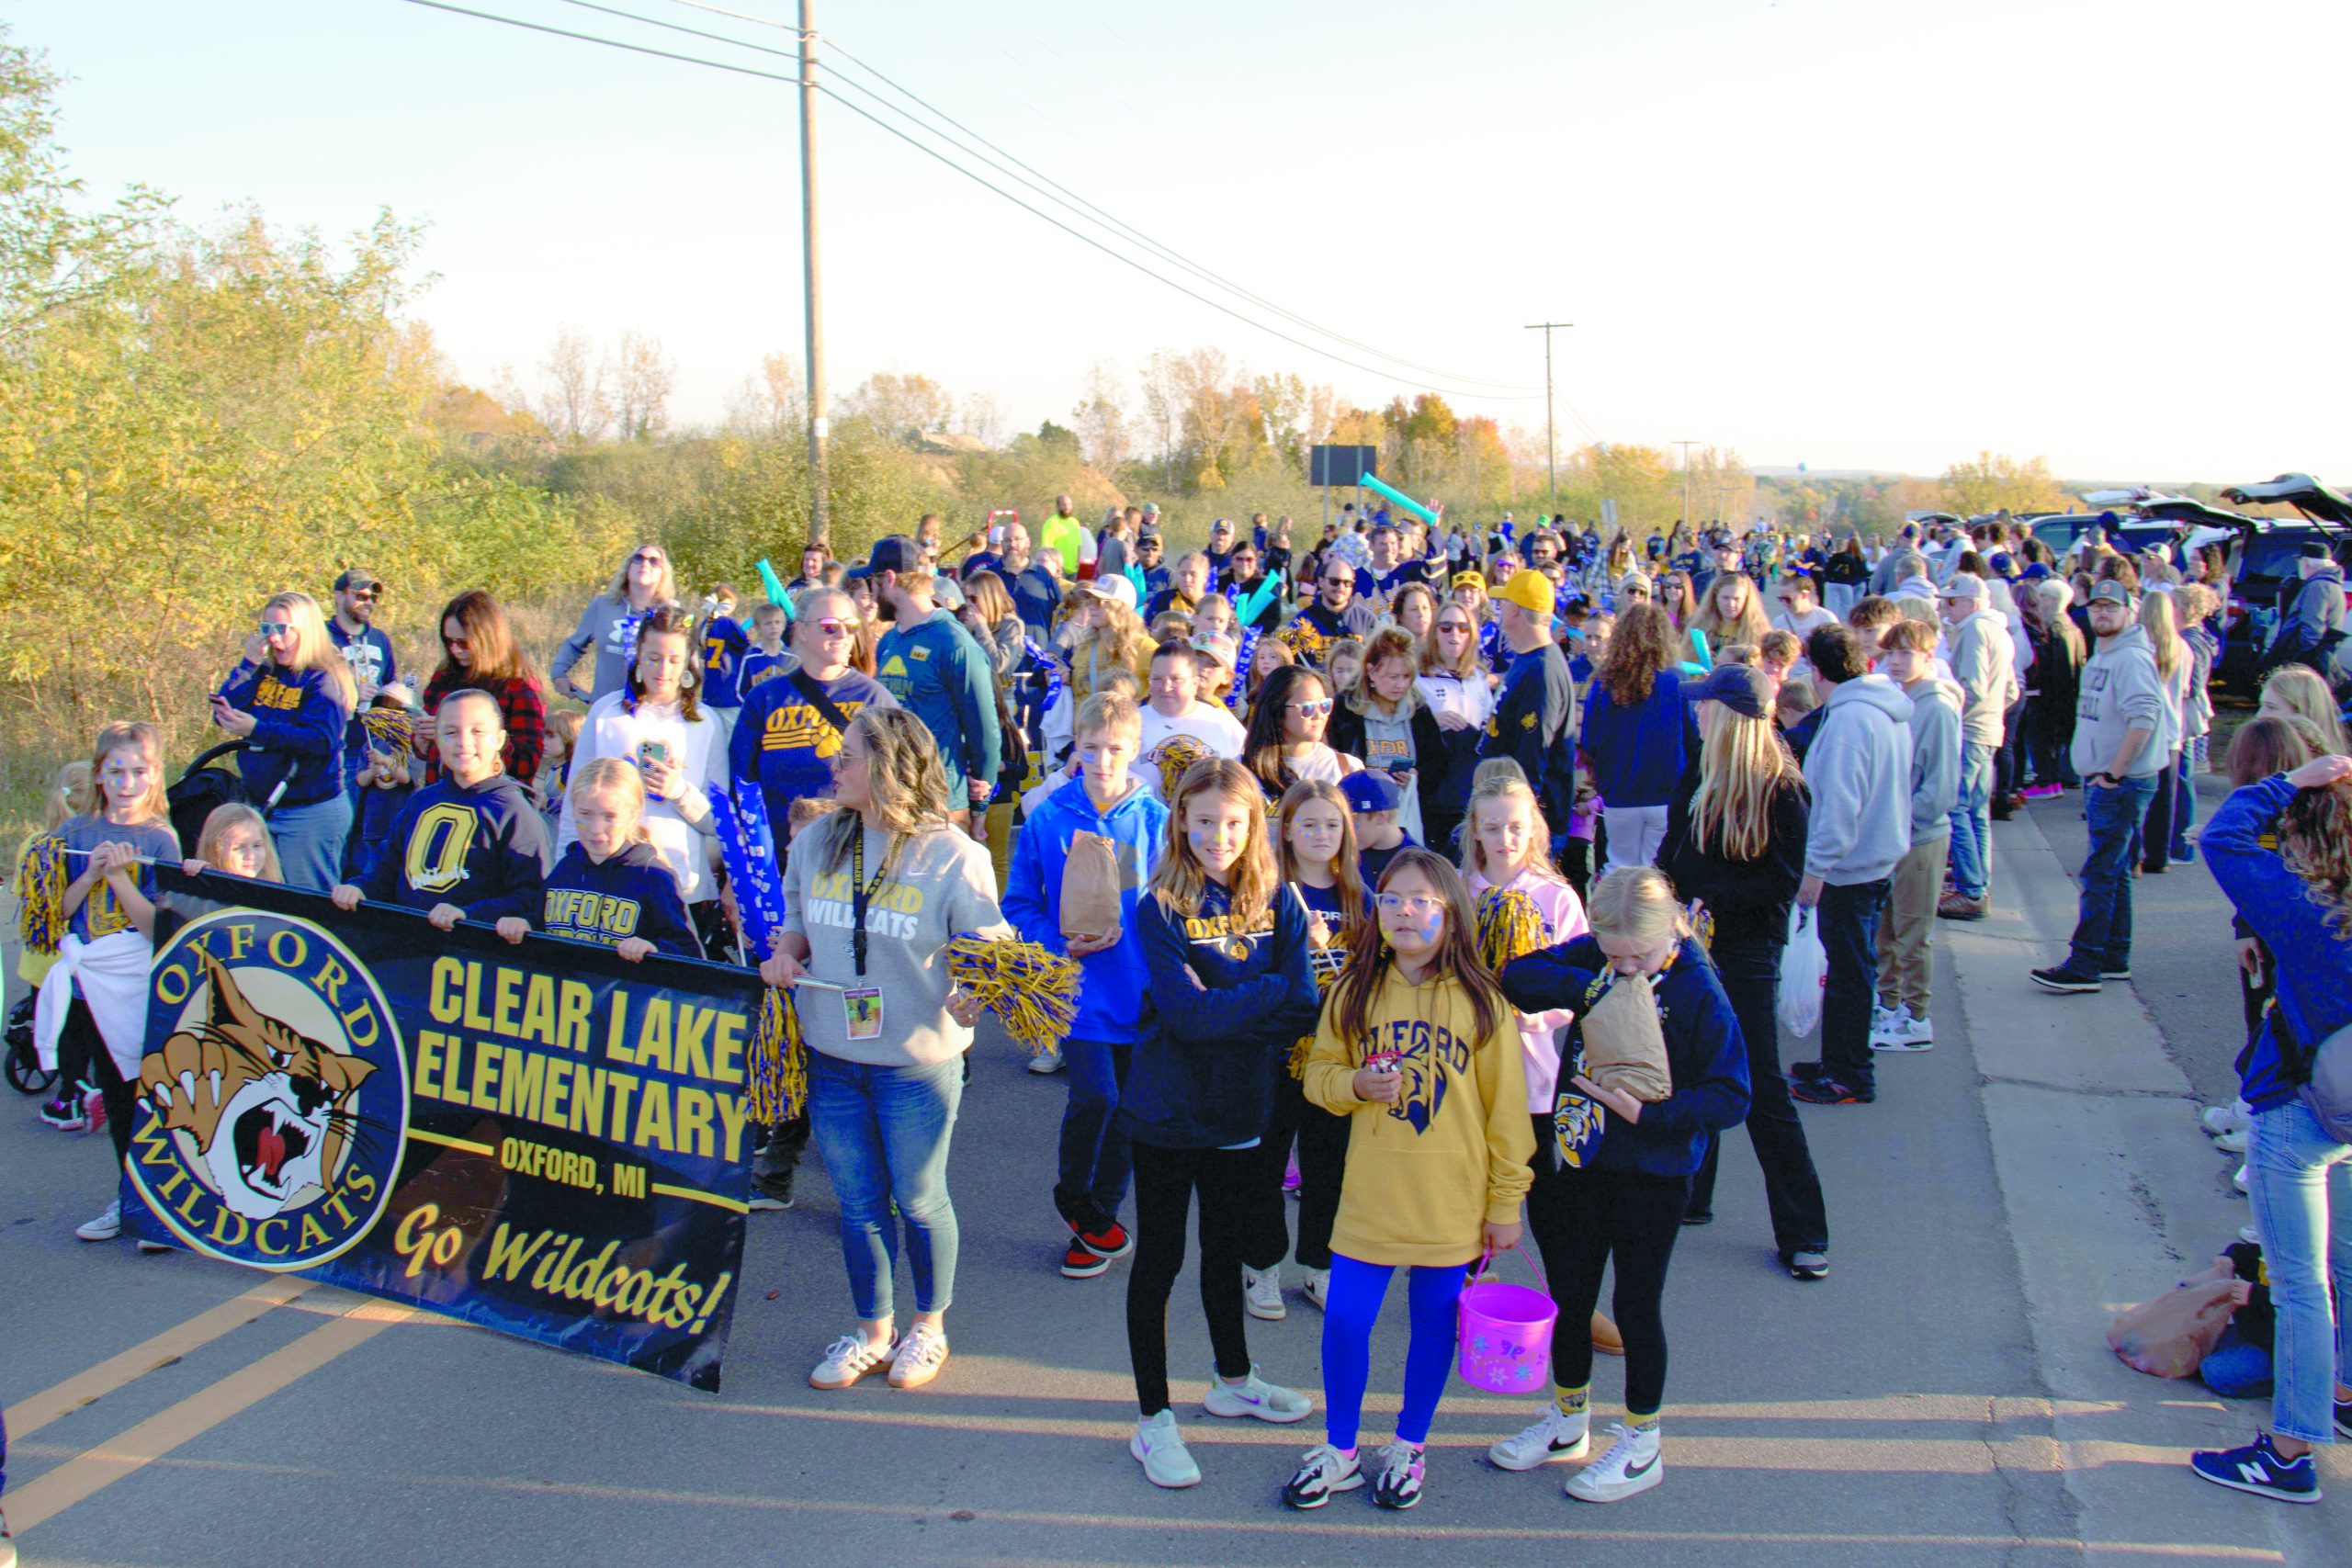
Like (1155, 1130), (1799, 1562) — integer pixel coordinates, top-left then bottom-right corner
(1002, 693), (1170, 1280)
(334, 689), (551, 929)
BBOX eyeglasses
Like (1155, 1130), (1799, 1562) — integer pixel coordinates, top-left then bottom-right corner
(1286, 698), (1334, 717)
(257, 621), (293, 637)
(1376, 893), (1443, 916)
(633, 553), (665, 567)
(812, 617), (859, 637)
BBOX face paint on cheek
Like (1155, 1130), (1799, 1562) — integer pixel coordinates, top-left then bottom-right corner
(1387, 909), (1443, 946)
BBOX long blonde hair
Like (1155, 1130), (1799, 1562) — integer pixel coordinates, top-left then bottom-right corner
(90, 721), (169, 825)
(264, 592), (356, 711)
(1692, 571), (1770, 649)
(1419, 600), (1485, 679)
(1276, 778), (1366, 932)
(2257, 666), (2350, 753)
(566, 757), (653, 847)
(196, 804), (284, 882)
(2136, 587), (2184, 681)
(1586, 865), (1692, 948)
(808, 707), (953, 876)
(1150, 757), (1277, 926)
(1069, 594), (1155, 705)
(605, 542), (678, 605)
(2278, 781), (2352, 942)
(1690, 671), (1802, 863)
(1347, 626), (1422, 717)
(1462, 772), (1565, 886)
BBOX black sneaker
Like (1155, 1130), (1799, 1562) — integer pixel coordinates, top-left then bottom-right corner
(2100, 964), (2132, 981)
(2336, 1397), (2351, 1439)
(2029, 965), (2102, 995)
(1680, 1209), (1714, 1227)
(1789, 1061), (1830, 1083)
(1785, 1249), (1829, 1281)
(1060, 1236), (1109, 1279)
(1791, 1077), (1874, 1106)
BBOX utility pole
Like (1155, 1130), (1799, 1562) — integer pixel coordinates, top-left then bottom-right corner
(799, 0), (830, 547)
(1674, 439), (1699, 536)
(1524, 321), (1571, 506)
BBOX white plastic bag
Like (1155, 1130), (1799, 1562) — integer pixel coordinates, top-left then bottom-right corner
(1777, 904), (1826, 1038)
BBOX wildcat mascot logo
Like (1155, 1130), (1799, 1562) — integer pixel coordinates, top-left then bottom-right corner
(126, 911), (406, 1269)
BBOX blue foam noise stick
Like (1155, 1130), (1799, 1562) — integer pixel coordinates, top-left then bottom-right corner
(756, 558), (796, 619)
(1236, 570), (1283, 627)
(1358, 473), (1439, 525)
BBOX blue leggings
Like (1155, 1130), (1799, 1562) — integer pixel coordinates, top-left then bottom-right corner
(1320, 1252), (1467, 1449)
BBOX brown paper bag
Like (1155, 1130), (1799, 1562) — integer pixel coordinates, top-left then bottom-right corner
(1579, 972), (1673, 1103)
(1060, 829), (1124, 942)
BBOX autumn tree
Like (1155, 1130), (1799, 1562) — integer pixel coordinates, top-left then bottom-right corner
(838, 371), (955, 441)
(610, 329), (674, 441)
(1071, 359), (1132, 470)
(1940, 451), (2064, 516)
(539, 323), (609, 441)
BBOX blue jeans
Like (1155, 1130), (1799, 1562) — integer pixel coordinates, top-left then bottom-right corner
(2064, 776), (2156, 975)
(2245, 1099), (2352, 1444)
(1054, 1038), (1133, 1234)
(1817, 879), (1891, 1093)
(2200, 1325), (2274, 1400)
(271, 791), (354, 893)
(807, 1049), (964, 1321)
(1947, 741), (1996, 899)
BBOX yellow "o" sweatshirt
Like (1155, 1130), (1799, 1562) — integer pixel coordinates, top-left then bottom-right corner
(1305, 968), (1534, 1268)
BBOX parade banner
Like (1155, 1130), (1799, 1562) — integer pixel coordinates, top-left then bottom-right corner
(119, 870), (763, 1391)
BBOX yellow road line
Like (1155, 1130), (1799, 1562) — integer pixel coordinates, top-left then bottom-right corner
(3, 1278), (316, 1440)
(406, 1127), (495, 1156)
(8, 1296), (413, 1536)
(650, 1181), (748, 1213)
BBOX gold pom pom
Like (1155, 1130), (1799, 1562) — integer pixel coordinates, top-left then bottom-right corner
(945, 934), (1080, 1056)
(14, 834), (70, 956)
(1476, 886), (1549, 974)
(749, 985), (808, 1122)
(357, 708), (415, 755)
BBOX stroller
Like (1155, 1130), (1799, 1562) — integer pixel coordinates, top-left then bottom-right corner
(6, 740), (276, 1097)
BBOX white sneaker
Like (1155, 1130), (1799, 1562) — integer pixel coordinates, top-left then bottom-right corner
(1131, 1409), (1202, 1488)
(1868, 1000), (1901, 1043)
(1202, 1364), (1312, 1423)
(1565, 1421), (1664, 1503)
(2202, 1102), (2251, 1138)
(1027, 1046), (1064, 1075)
(809, 1331), (897, 1390)
(2233, 1164), (2250, 1194)
(1281, 1441), (1363, 1508)
(75, 1199), (121, 1243)
(888, 1323), (949, 1389)
(1300, 1267), (1330, 1312)
(2213, 1127), (2248, 1154)
(1243, 1263), (1286, 1321)
(2240, 1224), (2261, 1246)
(1488, 1404), (1591, 1470)
(1871, 1008), (1934, 1053)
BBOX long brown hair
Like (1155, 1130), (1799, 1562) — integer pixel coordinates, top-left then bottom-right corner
(1329, 848), (1507, 1051)
(435, 589), (540, 687)
(1276, 778), (1367, 931)
(1150, 757), (1278, 926)
(625, 604), (704, 721)
(1600, 602), (1675, 705)
(2225, 715), (2322, 789)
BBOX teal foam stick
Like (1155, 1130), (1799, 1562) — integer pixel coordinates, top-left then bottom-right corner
(1689, 626), (1712, 671)
(1237, 569), (1283, 626)
(756, 558), (796, 619)
(1358, 473), (1439, 525)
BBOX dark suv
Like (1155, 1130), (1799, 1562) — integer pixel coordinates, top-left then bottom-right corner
(2215, 475), (2352, 689)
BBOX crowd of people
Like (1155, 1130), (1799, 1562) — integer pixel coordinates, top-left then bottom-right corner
(9, 496), (2350, 1530)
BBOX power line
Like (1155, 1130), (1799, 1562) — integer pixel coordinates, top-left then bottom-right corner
(400, 0), (1550, 404)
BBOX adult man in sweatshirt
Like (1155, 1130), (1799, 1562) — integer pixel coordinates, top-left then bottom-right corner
(2031, 581), (2174, 994)
(1477, 567), (1578, 842)
(1791, 625), (1914, 1107)
(869, 536), (1002, 829)
(2261, 543), (2346, 676)
(1001, 693), (1168, 1280)
(1871, 617), (1962, 1051)
(1937, 574), (2017, 920)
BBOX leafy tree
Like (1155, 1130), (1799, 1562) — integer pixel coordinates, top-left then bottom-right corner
(1941, 451), (2064, 516)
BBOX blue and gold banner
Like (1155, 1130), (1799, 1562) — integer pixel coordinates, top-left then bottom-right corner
(120, 870), (763, 1391)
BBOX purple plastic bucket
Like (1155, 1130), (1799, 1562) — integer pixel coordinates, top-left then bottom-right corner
(1456, 1251), (1558, 1394)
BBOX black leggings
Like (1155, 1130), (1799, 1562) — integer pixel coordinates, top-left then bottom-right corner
(1525, 1129), (1688, 1417)
(1127, 1141), (1256, 1416)
(1243, 1072), (1351, 1273)
(58, 998), (135, 1168)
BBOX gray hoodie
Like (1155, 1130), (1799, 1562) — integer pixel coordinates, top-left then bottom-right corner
(1900, 676), (1963, 837)
(551, 594), (674, 703)
(1804, 673), (1916, 886)
(1946, 606), (2018, 747)
(2071, 624), (2173, 781)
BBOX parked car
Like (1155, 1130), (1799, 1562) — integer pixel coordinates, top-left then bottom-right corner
(2214, 476), (2352, 690)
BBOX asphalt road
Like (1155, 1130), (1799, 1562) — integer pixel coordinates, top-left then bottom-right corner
(3, 790), (2342, 1566)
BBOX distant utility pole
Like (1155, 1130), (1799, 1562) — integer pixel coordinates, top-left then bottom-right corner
(1524, 321), (1571, 505)
(799, 0), (830, 547)
(1674, 439), (1699, 532)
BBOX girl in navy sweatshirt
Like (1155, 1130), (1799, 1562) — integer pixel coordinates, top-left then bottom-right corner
(500, 758), (699, 960)
(1494, 866), (1750, 1506)
(1122, 757), (1323, 1491)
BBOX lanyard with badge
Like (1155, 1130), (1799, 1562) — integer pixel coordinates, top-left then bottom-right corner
(843, 829), (887, 1041)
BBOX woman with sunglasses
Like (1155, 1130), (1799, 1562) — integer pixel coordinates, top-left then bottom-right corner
(210, 592), (356, 890)
(553, 543), (679, 704)
(1417, 601), (1498, 860)
(1242, 665), (1363, 805)
(418, 590), (548, 786)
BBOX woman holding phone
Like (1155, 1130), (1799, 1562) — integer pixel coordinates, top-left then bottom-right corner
(560, 604), (727, 953)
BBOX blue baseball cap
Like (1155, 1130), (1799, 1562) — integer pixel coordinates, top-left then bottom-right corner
(1340, 771), (1402, 815)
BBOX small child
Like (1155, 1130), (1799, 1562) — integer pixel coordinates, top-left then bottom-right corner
(156, 804), (286, 942)
(540, 707), (583, 818)
(1326, 637), (1366, 701)
(1773, 676), (1818, 733)
(1001, 694), (1168, 1278)
(1757, 628), (1802, 686)
(1284, 849), (1533, 1511)
(739, 602), (795, 695)
(350, 686), (420, 885)
(1461, 772), (1589, 1112)
(334, 688), (551, 930)
(500, 757), (699, 961)
(1340, 770), (1416, 887)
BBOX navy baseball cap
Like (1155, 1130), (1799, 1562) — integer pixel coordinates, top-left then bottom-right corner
(1340, 771), (1402, 815)
(867, 535), (923, 575)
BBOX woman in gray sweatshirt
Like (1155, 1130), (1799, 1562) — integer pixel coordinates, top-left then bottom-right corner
(551, 544), (680, 703)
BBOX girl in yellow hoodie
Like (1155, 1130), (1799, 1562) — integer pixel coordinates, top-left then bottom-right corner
(1283, 848), (1534, 1513)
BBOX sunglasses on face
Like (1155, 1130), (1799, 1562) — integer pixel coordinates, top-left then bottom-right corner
(1287, 698), (1334, 717)
(813, 617), (859, 637)
(345, 591), (377, 604)
(633, 553), (665, 567)
(258, 621), (293, 637)
(1321, 577), (1353, 589)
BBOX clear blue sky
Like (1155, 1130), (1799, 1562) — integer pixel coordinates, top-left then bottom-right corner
(15, 0), (2350, 482)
